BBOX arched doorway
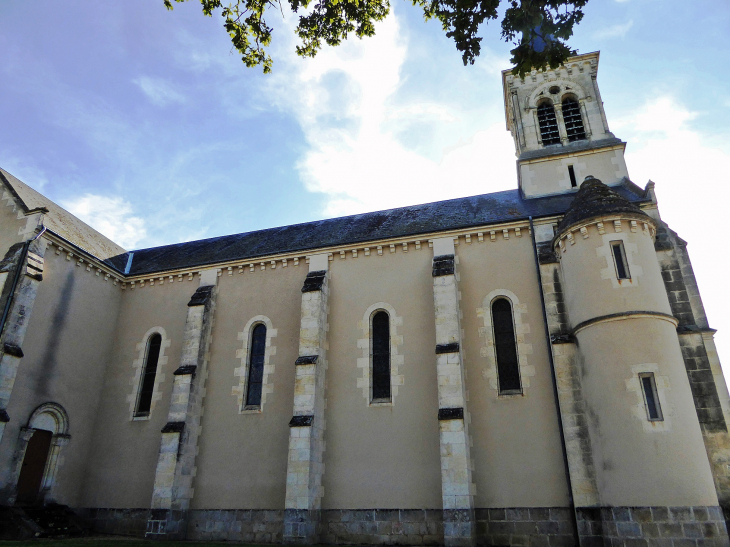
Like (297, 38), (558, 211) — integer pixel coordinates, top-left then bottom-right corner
(16, 429), (52, 505)
(9, 403), (70, 506)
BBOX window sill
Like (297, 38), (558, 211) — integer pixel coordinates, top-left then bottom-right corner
(132, 414), (151, 421)
(498, 389), (524, 398)
(240, 405), (262, 415)
(369, 398), (392, 406)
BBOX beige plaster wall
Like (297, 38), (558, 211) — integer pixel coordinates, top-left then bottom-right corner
(80, 275), (192, 508)
(0, 246), (122, 506)
(191, 264), (304, 510)
(576, 317), (718, 506)
(323, 248), (442, 509)
(558, 222), (671, 327)
(520, 147), (628, 198)
(0, 197), (26, 256)
(457, 234), (570, 508)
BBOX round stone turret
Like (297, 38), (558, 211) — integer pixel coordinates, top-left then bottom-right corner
(556, 175), (650, 237)
(548, 174), (718, 512)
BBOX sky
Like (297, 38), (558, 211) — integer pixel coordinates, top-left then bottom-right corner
(1, 1), (729, 365)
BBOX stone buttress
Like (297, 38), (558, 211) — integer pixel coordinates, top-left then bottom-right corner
(654, 218), (730, 529)
(0, 231), (46, 445)
(431, 237), (476, 547)
(146, 270), (218, 539)
(534, 222), (602, 545)
(283, 254), (330, 543)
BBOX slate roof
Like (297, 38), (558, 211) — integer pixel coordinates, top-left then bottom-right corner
(110, 178), (649, 276)
(556, 176), (650, 235)
(0, 168), (126, 260)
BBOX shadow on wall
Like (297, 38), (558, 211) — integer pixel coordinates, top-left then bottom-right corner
(35, 270), (74, 399)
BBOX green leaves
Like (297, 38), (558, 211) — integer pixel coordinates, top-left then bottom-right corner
(164, 0), (587, 75)
(502, 0), (587, 77)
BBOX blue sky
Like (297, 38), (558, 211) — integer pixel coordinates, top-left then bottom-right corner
(1, 0), (730, 362)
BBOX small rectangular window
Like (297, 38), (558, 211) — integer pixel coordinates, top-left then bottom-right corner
(639, 373), (663, 421)
(611, 241), (630, 280)
(568, 165), (577, 188)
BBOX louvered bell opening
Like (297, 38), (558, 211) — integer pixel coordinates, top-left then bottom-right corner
(537, 102), (561, 146)
(562, 98), (586, 142)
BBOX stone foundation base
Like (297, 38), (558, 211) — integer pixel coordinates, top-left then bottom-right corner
(75, 508), (149, 537)
(145, 508), (188, 540)
(577, 506), (729, 547)
(321, 509), (444, 545)
(476, 507), (576, 547)
(283, 509), (320, 544)
(78, 505), (730, 546)
(188, 509), (284, 542)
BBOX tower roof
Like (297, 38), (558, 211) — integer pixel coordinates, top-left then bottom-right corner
(556, 175), (650, 236)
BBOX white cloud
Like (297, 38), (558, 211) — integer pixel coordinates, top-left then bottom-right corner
(593, 20), (634, 39)
(61, 194), (147, 249)
(266, 9), (515, 217)
(133, 76), (186, 107)
(617, 96), (730, 374)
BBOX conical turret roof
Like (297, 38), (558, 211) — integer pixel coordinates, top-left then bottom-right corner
(556, 176), (650, 235)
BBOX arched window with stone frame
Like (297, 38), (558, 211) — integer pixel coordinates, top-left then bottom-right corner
(135, 333), (162, 417)
(537, 100), (561, 146)
(371, 310), (391, 402)
(491, 297), (522, 394)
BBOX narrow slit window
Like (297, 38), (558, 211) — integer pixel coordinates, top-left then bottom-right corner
(245, 324), (267, 408)
(492, 298), (521, 393)
(568, 165), (577, 188)
(562, 98), (586, 142)
(537, 102), (561, 146)
(611, 241), (630, 280)
(640, 373), (663, 421)
(136, 333), (162, 416)
(372, 311), (391, 401)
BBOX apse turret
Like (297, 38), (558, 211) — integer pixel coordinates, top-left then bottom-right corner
(550, 175), (716, 509)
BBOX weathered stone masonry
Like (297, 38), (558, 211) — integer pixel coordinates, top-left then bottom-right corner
(283, 255), (330, 544)
(431, 238), (476, 547)
(655, 223), (730, 525)
(535, 238), (600, 511)
(0, 235), (46, 446)
(146, 272), (218, 539)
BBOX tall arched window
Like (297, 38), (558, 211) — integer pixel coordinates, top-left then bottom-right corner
(492, 299), (521, 393)
(372, 311), (391, 401)
(562, 97), (586, 142)
(245, 324), (267, 408)
(537, 101), (561, 145)
(136, 333), (162, 416)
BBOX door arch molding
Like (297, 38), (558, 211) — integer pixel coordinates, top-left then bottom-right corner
(8, 402), (70, 505)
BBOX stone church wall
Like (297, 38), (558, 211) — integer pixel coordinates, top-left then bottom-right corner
(457, 232), (571, 508)
(79, 274), (192, 508)
(323, 247), (442, 510)
(0, 248), (122, 506)
(191, 262), (304, 509)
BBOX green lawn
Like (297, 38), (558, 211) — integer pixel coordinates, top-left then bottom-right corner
(0, 540), (283, 547)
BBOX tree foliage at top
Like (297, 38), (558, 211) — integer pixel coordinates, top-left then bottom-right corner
(164, 0), (588, 76)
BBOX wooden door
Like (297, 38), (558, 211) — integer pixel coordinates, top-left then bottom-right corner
(16, 429), (52, 506)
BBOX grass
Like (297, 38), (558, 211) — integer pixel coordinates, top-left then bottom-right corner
(0, 540), (283, 547)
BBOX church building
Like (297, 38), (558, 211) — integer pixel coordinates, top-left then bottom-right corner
(0, 51), (729, 547)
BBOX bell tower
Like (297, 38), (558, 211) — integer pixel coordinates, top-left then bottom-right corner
(501, 51), (630, 198)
